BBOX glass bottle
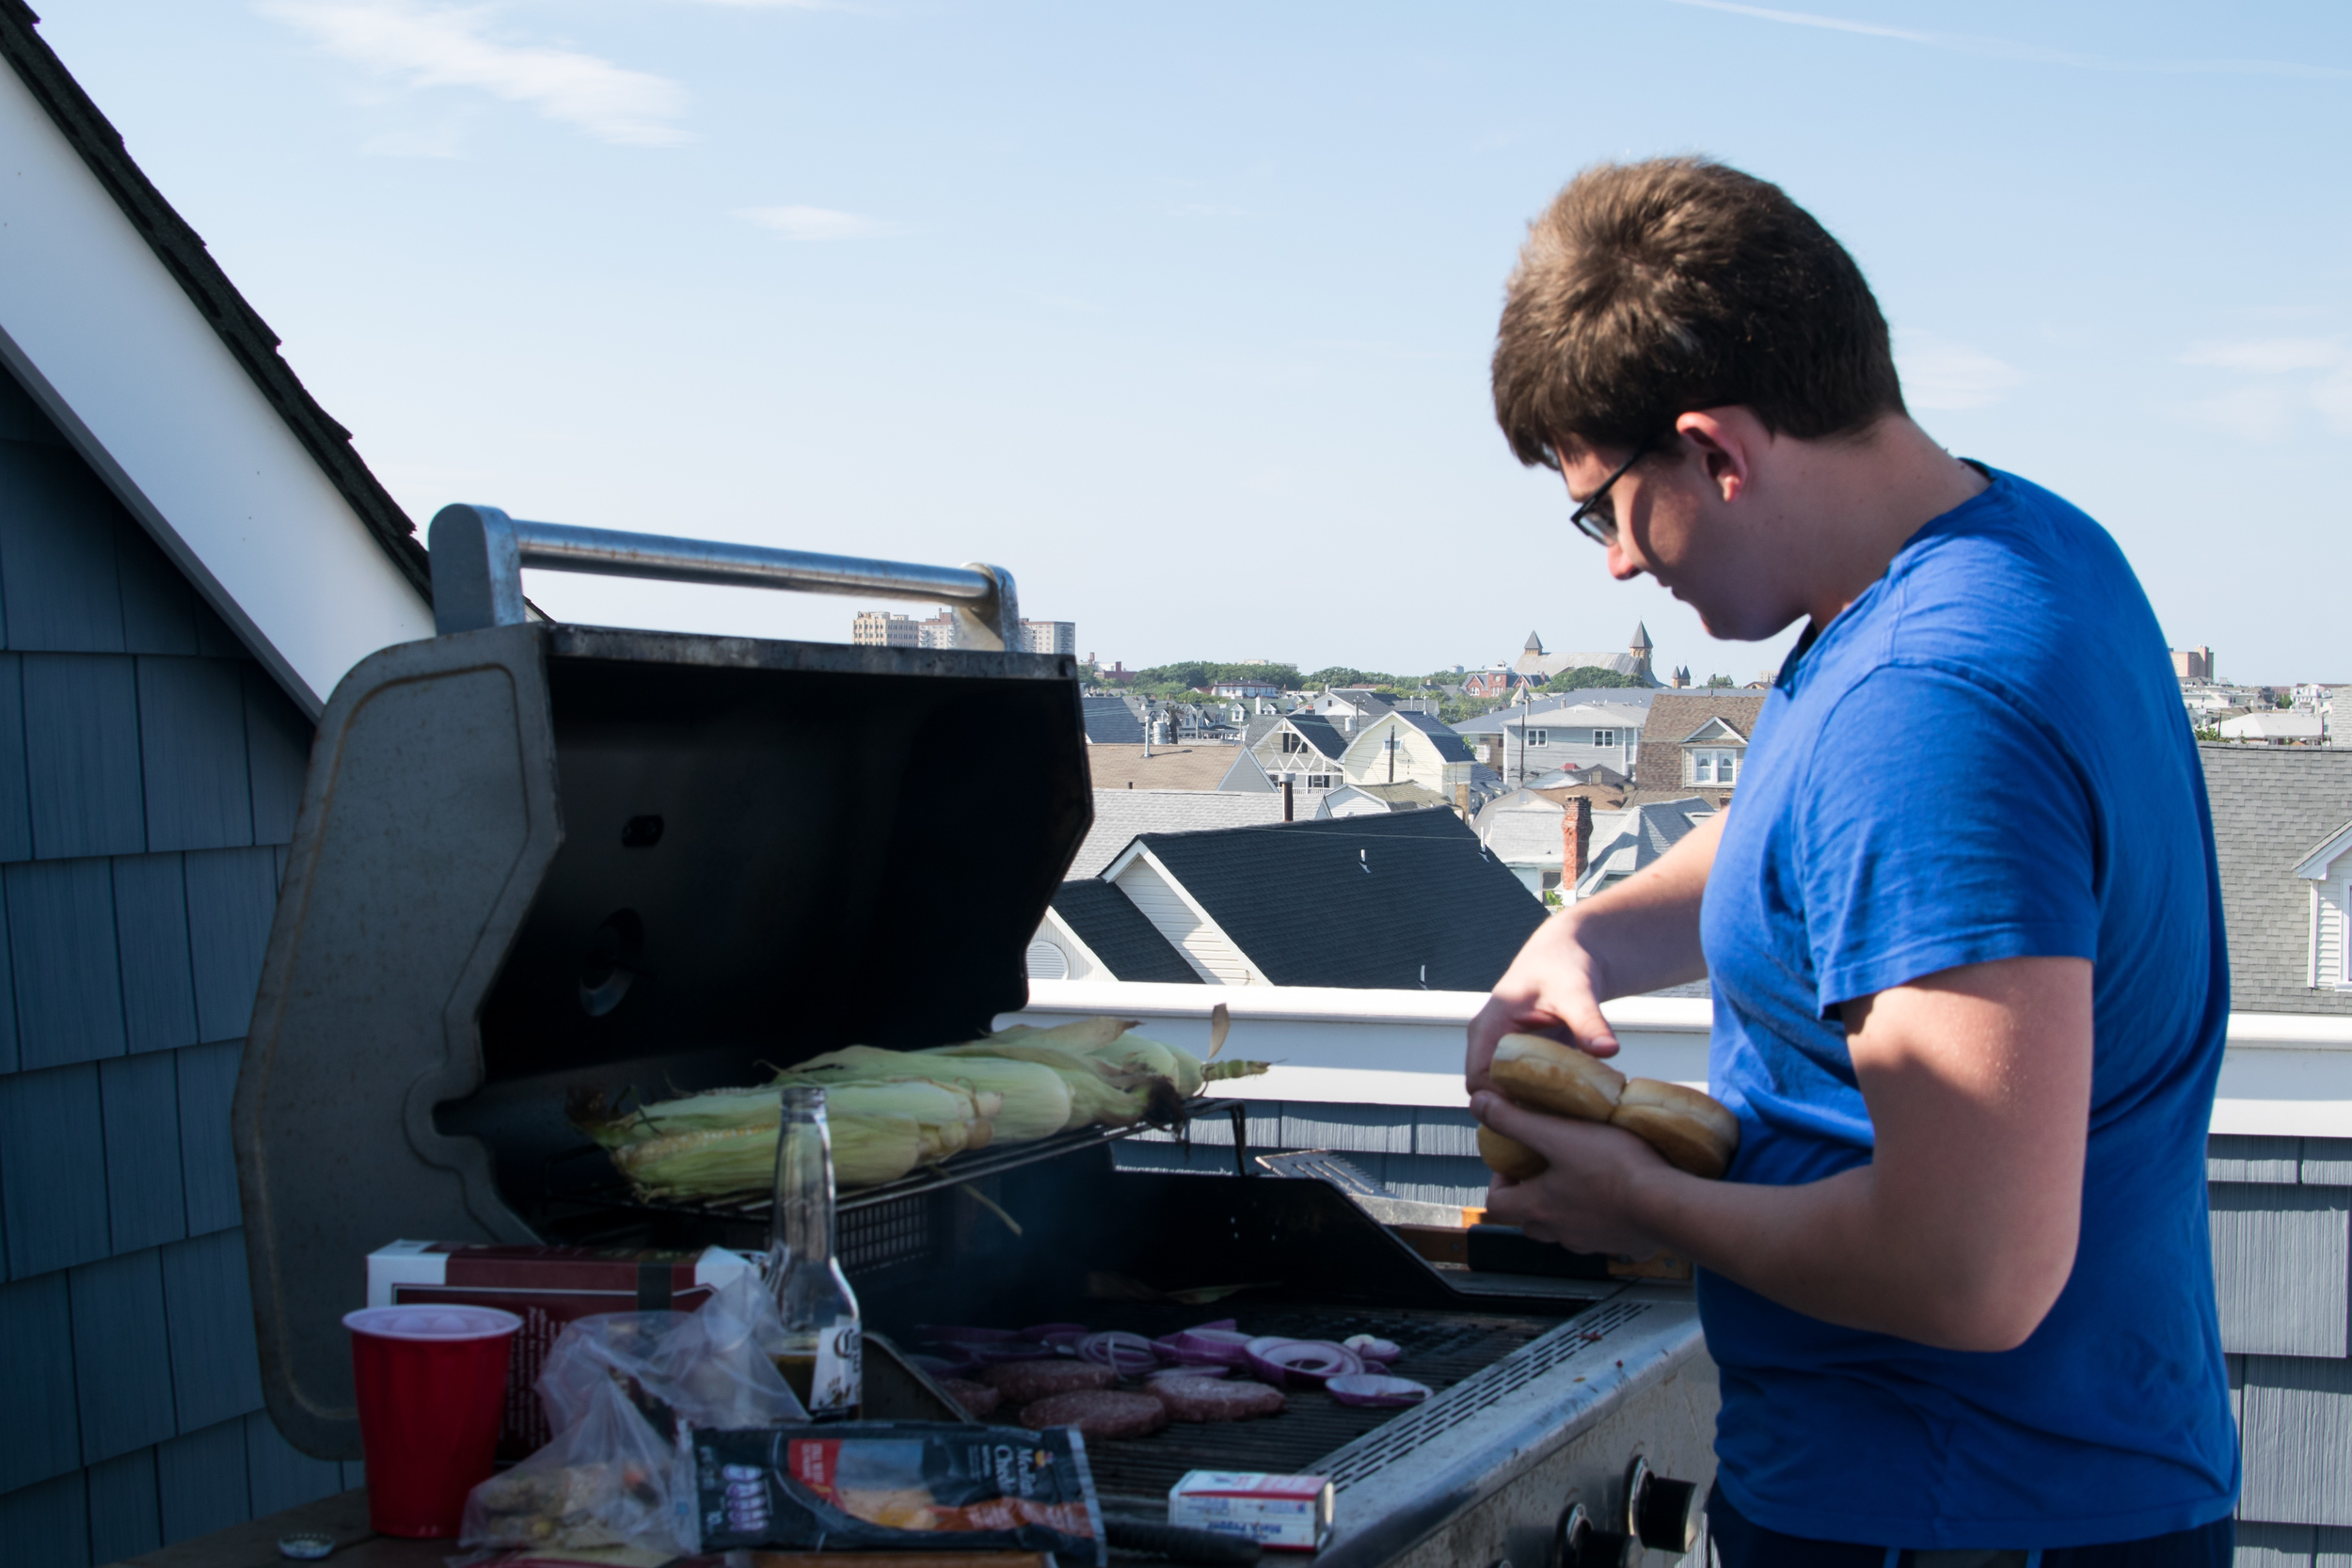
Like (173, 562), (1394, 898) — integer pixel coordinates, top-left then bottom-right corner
(765, 1085), (862, 1421)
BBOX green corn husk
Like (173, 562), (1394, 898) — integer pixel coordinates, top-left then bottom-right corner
(784, 1046), (1071, 1145)
(611, 1112), (926, 1198)
(1203, 1059), (1272, 1082)
(576, 1075), (989, 1180)
(1089, 1034), (1206, 1098)
(927, 1039), (1172, 1130)
(983, 1016), (1142, 1053)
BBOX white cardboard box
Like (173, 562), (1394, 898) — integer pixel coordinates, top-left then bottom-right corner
(1169, 1471), (1334, 1550)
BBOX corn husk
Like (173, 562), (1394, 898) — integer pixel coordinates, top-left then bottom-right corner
(577, 1075), (989, 1188)
(786, 1046), (1070, 1145)
(1089, 1034), (1206, 1098)
(983, 1017), (1141, 1053)
(611, 1113), (926, 1198)
(927, 1039), (1173, 1130)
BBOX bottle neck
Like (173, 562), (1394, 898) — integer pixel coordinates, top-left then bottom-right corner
(770, 1090), (836, 1269)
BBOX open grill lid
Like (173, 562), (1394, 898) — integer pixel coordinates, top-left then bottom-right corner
(234, 511), (1089, 1456)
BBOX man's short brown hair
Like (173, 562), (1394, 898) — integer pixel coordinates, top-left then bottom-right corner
(1491, 157), (1903, 467)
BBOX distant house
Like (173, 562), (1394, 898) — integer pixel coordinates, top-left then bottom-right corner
(1479, 700), (1647, 786)
(1083, 810), (1546, 989)
(1574, 798), (1715, 900)
(2201, 745), (2352, 1015)
(1240, 713), (1352, 809)
(1064, 788), (1288, 878)
(1462, 667), (1537, 700)
(1028, 880), (1205, 983)
(0, 10), (437, 1552)
(1212, 678), (1280, 698)
(1512, 623), (1660, 687)
(1472, 788), (1600, 898)
(2219, 712), (2326, 746)
(1309, 688), (1394, 732)
(1338, 711), (1477, 805)
(1634, 692), (1769, 808)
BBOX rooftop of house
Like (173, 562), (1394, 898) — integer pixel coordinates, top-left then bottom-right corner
(1319, 780), (1448, 816)
(1081, 695), (1146, 744)
(2201, 743), (2352, 1015)
(1120, 809), (1545, 990)
(1581, 797), (1715, 893)
(1391, 710), (1475, 763)
(1048, 879), (1203, 984)
(1067, 786), (1287, 877)
(1260, 712), (1349, 764)
(1451, 692), (1658, 734)
(1634, 692), (1770, 793)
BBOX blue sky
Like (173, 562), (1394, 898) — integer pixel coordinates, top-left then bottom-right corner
(35, 0), (2352, 683)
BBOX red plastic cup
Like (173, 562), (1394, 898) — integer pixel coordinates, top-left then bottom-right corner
(343, 1304), (523, 1538)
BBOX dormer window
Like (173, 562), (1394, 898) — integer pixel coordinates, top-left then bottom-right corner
(2296, 818), (2352, 990)
(1688, 748), (1740, 785)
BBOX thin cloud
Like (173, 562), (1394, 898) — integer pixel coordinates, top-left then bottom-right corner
(1894, 331), (2026, 412)
(1660, 0), (2352, 82)
(2174, 383), (2298, 443)
(257, 1), (691, 146)
(2179, 337), (2344, 374)
(737, 205), (909, 240)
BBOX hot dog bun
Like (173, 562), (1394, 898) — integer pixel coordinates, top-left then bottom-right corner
(1488, 1034), (1626, 1121)
(1607, 1079), (1740, 1180)
(1476, 1125), (1548, 1181)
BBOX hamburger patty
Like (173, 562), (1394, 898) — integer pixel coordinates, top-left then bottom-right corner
(1147, 1377), (1286, 1422)
(1019, 1389), (1169, 1440)
(979, 1360), (1114, 1405)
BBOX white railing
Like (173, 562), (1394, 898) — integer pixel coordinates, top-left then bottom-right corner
(1002, 981), (2352, 1137)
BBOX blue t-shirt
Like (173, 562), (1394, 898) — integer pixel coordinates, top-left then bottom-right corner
(1697, 467), (2236, 1549)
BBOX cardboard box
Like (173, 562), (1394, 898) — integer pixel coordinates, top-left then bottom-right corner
(367, 1241), (756, 1457)
(1168, 1471), (1334, 1550)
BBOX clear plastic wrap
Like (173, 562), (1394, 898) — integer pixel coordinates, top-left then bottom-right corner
(461, 1272), (808, 1556)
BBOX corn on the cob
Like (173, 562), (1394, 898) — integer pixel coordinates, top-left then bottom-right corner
(785, 1046), (1071, 1145)
(610, 1113), (926, 1198)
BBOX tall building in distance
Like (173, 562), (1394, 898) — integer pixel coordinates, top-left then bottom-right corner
(858, 610), (1076, 653)
(851, 610), (918, 647)
(2172, 645), (2216, 681)
(1021, 619), (1077, 656)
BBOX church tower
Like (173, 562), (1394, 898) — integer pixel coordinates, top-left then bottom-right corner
(1629, 621), (1655, 684)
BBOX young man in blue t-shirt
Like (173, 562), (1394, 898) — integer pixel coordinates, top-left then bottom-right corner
(1472, 158), (2236, 1563)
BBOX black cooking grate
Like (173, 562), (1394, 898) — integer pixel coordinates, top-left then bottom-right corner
(979, 1301), (1572, 1508)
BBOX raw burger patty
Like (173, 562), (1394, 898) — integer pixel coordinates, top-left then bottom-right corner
(939, 1378), (1000, 1418)
(1020, 1390), (1169, 1440)
(1148, 1376), (1286, 1422)
(980, 1360), (1115, 1406)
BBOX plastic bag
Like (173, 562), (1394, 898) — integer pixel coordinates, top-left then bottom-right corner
(462, 1273), (809, 1556)
(539, 1273), (807, 1438)
(460, 1375), (678, 1553)
(690, 1422), (1105, 1564)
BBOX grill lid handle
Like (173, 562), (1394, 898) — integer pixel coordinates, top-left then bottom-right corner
(427, 503), (1022, 650)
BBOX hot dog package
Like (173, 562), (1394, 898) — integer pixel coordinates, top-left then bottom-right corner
(690, 1422), (1104, 1564)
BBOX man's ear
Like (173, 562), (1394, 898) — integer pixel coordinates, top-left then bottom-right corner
(1674, 408), (1760, 503)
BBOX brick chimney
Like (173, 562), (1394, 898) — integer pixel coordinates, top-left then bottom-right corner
(1563, 797), (1593, 889)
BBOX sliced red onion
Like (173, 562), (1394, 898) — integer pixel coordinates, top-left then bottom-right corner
(1144, 1364), (1232, 1383)
(1187, 1318), (1238, 1333)
(1168, 1328), (1254, 1367)
(1244, 1337), (1364, 1387)
(1023, 1322), (1090, 1340)
(967, 1341), (1057, 1363)
(1325, 1373), (1432, 1408)
(1077, 1330), (1162, 1377)
(1343, 1334), (1402, 1365)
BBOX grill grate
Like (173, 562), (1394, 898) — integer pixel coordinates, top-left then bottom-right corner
(960, 1300), (1580, 1509)
(840, 1190), (936, 1275)
(1322, 1299), (1654, 1493)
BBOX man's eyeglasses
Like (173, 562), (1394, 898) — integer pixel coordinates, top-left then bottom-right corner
(1556, 436), (1655, 546)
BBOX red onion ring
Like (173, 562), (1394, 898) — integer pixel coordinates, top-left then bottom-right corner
(1244, 1337), (1364, 1386)
(1168, 1328), (1254, 1367)
(1343, 1335), (1403, 1365)
(1325, 1373), (1431, 1408)
(1077, 1330), (1162, 1377)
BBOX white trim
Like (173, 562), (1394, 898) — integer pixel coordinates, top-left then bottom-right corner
(2291, 818), (2352, 880)
(2314, 883), (2325, 990)
(1007, 983), (2352, 1135)
(1032, 906), (1110, 982)
(0, 67), (433, 715)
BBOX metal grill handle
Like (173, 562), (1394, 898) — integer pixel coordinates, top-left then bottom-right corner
(427, 503), (1022, 651)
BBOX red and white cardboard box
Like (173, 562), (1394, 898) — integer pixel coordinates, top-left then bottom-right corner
(367, 1241), (756, 1458)
(1168, 1471), (1334, 1550)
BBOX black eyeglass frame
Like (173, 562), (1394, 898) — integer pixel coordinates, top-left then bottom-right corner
(1563, 435), (1656, 546)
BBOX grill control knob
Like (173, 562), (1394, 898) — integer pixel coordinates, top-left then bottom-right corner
(1625, 1457), (1700, 1553)
(1553, 1503), (1633, 1568)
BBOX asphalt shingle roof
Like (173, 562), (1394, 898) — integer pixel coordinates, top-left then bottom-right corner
(1082, 696), (1145, 744)
(1068, 787), (1286, 877)
(1051, 879), (1204, 984)
(1397, 710), (1474, 763)
(1132, 810), (1545, 990)
(2199, 743), (2352, 1015)
(1276, 714), (1348, 765)
(1635, 693), (1769, 793)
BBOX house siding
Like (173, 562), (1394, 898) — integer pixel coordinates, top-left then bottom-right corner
(1109, 855), (1251, 984)
(0, 383), (362, 1563)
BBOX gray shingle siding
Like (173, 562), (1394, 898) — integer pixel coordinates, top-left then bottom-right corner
(0, 367), (340, 1558)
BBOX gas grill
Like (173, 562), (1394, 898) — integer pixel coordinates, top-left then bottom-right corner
(233, 510), (1717, 1567)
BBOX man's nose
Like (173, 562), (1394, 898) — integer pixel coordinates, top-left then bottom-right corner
(1606, 536), (1644, 581)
